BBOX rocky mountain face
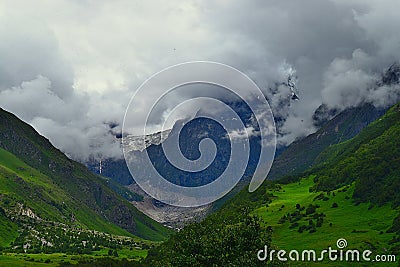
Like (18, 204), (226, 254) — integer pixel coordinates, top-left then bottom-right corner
(122, 129), (171, 153)
(87, 157), (134, 185)
(125, 100), (263, 188)
(127, 183), (210, 230)
(381, 62), (400, 85)
(87, 100), (262, 227)
(87, 130), (171, 186)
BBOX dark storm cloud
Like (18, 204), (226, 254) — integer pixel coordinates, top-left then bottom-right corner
(0, 0), (399, 160)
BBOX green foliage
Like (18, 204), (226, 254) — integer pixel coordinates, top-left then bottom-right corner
(312, 103), (400, 207)
(0, 251), (146, 267)
(0, 210), (17, 247)
(144, 179), (288, 266)
(252, 176), (398, 263)
(145, 214), (273, 266)
(59, 257), (142, 267)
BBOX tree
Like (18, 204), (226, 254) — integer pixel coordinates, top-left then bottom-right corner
(145, 214), (274, 266)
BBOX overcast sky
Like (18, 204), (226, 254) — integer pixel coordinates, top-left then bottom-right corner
(0, 0), (399, 161)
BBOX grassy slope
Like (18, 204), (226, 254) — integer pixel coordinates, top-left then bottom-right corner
(0, 212), (18, 247)
(0, 147), (134, 237)
(0, 108), (171, 241)
(253, 176), (397, 254)
(314, 103), (400, 172)
(0, 248), (147, 266)
(256, 103), (400, 265)
(0, 147), (171, 242)
(310, 103), (400, 206)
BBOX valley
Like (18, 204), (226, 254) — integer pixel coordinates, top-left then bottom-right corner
(1, 100), (399, 266)
(144, 102), (400, 266)
(1, 2), (400, 266)
(1, 101), (400, 266)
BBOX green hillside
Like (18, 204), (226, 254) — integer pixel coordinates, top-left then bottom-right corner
(268, 104), (385, 180)
(0, 147), (133, 237)
(311, 103), (400, 207)
(146, 102), (400, 266)
(0, 108), (174, 266)
(253, 176), (398, 265)
(0, 107), (170, 242)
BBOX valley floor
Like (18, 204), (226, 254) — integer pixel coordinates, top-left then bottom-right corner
(0, 248), (146, 266)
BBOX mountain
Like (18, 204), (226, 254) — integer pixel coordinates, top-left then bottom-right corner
(0, 107), (171, 250)
(88, 101), (386, 229)
(310, 102), (400, 205)
(86, 63), (399, 231)
(145, 101), (400, 265)
(125, 100), (263, 189)
(87, 157), (135, 186)
(381, 62), (400, 86)
(87, 130), (172, 186)
(209, 103), (386, 215)
(122, 129), (172, 153)
(85, 100), (264, 229)
(92, 103), (385, 189)
(268, 103), (386, 180)
(268, 62), (400, 181)
(87, 128), (214, 230)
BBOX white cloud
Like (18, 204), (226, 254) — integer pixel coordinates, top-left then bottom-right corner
(0, 0), (400, 158)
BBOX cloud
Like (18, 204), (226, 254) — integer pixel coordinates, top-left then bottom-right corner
(321, 49), (400, 110)
(0, 0), (399, 159)
(321, 49), (378, 108)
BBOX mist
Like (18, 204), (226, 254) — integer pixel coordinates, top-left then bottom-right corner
(0, 0), (399, 161)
